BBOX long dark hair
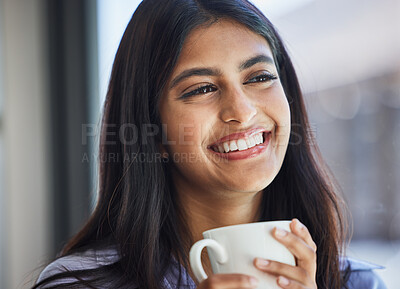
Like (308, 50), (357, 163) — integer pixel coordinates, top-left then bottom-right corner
(34, 0), (348, 288)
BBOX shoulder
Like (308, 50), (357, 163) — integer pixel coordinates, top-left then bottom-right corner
(340, 257), (387, 289)
(36, 247), (119, 287)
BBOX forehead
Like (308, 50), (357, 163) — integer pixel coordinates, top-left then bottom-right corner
(174, 19), (274, 69)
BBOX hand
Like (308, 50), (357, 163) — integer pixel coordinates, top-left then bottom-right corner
(197, 274), (259, 289)
(254, 219), (317, 289)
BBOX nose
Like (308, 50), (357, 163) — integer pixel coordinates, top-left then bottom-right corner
(219, 85), (257, 124)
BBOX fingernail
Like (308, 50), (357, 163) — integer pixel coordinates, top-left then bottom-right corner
(249, 277), (259, 286)
(295, 219), (304, 230)
(275, 228), (288, 238)
(278, 276), (290, 286)
(255, 258), (270, 268)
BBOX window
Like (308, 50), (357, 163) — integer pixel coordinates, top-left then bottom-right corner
(0, 0), (5, 286)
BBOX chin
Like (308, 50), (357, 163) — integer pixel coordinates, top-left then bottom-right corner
(231, 176), (274, 194)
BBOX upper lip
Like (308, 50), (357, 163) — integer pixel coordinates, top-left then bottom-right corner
(208, 127), (270, 147)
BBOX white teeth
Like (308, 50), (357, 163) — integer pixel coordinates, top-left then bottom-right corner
(229, 141), (238, 151)
(213, 132), (266, 153)
(223, 142), (230, 153)
(255, 133), (263, 144)
(247, 136), (256, 148)
(237, 139), (248, 151)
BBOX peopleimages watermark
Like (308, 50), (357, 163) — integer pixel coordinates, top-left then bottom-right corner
(81, 123), (318, 147)
(81, 151), (229, 164)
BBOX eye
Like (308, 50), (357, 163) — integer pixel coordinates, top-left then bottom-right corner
(243, 72), (278, 85)
(180, 84), (217, 99)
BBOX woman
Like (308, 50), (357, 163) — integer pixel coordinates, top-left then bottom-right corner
(34, 0), (387, 288)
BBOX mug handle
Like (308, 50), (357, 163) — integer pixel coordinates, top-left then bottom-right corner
(189, 239), (228, 282)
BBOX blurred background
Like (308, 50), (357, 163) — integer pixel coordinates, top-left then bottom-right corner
(0, 0), (399, 288)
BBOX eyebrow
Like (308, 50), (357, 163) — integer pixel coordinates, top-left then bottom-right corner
(169, 54), (275, 89)
(239, 54), (274, 70)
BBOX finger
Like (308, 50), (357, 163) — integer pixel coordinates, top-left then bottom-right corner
(254, 258), (310, 285)
(277, 276), (309, 289)
(273, 227), (316, 269)
(290, 219), (317, 253)
(198, 274), (259, 289)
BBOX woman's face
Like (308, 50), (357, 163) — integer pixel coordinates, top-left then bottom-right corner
(159, 19), (291, 196)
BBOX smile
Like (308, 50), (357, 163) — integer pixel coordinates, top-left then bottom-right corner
(207, 128), (271, 161)
(210, 132), (264, 153)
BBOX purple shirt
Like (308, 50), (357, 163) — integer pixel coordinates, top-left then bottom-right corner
(37, 247), (387, 289)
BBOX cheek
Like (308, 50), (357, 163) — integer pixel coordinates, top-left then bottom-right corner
(276, 98), (291, 142)
(162, 107), (214, 153)
(260, 85), (291, 144)
(261, 85), (291, 125)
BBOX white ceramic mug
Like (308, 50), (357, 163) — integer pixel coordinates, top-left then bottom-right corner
(189, 221), (296, 289)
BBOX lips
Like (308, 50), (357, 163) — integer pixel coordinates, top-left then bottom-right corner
(207, 128), (271, 160)
(209, 128), (269, 145)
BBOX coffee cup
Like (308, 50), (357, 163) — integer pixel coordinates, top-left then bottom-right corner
(189, 221), (295, 288)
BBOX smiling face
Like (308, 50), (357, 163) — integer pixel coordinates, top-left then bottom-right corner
(159, 19), (291, 198)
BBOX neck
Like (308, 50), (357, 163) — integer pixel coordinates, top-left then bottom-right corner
(174, 182), (263, 284)
(176, 183), (264, 245)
